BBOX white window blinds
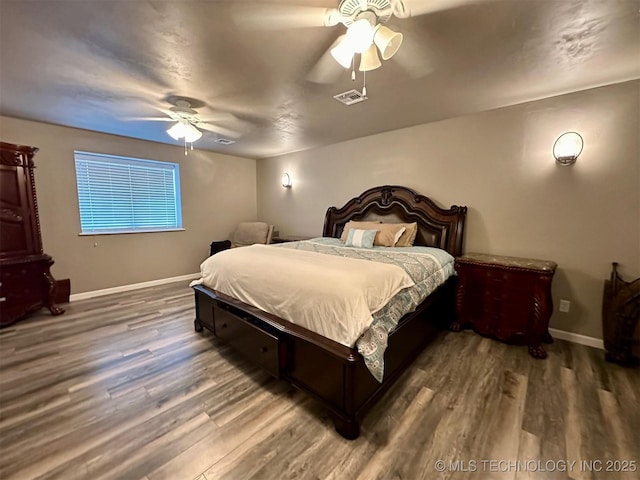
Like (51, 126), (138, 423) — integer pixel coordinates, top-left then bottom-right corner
(74, 151), (183, 234)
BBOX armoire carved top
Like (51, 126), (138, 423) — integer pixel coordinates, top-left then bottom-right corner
(0, 142), (39, 167)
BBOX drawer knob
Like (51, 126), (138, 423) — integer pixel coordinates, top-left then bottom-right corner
(260, 346), (268, 353)
(221, 323), (227, 329)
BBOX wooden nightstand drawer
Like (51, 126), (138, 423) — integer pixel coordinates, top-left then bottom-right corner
(213, 301), (283, 378)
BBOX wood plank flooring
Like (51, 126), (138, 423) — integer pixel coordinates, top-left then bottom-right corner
(1, 282), (638, 480)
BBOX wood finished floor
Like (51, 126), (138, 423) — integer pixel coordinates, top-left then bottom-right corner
(0, 282), (638, 480)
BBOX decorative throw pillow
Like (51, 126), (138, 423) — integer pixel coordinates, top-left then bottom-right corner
(340, 221), (382, 242)
(345, 229), (378, 248)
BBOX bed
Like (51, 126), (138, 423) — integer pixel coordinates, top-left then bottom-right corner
(192, 185), (467, 439)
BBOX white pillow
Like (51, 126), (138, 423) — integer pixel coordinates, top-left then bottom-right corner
(345, 229), (377, 248)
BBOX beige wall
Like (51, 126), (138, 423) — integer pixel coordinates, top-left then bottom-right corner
(257, 81), (640, 339)
(1, 116), (257, 293)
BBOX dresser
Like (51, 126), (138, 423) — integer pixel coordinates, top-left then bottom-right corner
(0, 141), (64, 326)
(453, 253), (557, 358)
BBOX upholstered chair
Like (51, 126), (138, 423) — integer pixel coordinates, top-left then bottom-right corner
(209, 222), (274, 256)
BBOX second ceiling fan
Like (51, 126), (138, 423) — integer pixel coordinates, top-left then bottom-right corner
(132, 97), (246, 154)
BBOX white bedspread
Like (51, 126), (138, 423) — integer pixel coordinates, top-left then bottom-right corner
(191, 244), (415, 347)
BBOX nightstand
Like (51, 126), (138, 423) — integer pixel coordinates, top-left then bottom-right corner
(453, 253), (557, 358)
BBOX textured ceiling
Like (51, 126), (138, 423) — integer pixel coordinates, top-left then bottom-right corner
(1, 0), (639, 159)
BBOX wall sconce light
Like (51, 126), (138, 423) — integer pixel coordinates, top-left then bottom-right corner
(281, 173), (292, 188)
(553, 132), (584, 166)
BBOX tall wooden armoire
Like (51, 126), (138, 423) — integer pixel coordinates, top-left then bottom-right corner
(0, 141), (64, 326)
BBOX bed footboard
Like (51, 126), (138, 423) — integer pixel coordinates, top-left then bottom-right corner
(193, 277), (455, 439)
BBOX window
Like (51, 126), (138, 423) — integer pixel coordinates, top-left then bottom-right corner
(74, 151), (183, 235)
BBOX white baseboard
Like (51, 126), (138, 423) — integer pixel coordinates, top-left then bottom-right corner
(549, 328), (604, 350)
(69, 280), (606, 351)
(69, 273), (200, 302)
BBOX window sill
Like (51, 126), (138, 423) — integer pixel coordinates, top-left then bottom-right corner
(78, 228), (186, 236)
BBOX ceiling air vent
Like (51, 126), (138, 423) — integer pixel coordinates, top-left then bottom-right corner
(333, 89), (368, 106)
(215, 138), (236, 145)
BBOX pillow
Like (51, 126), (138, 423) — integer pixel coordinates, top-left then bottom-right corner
(345, 229), (378, 248)
(395, 222), (418, 247)
(372, 224), (406, 247)
(340, 221), (382, 242)
(340, 221), (407, 247)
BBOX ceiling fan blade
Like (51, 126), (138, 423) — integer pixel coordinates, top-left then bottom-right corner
(198, 123), (243, 139)
(306, 35), (349, 84)
(232, 5), (343, 30)
(391, 0), (484, 18)
(200, 111), (240, 124)
(126, 117), (175, 122)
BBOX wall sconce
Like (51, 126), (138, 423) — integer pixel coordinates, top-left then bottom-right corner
(281, 173), (292, 188)
(553, 132), (584, 166)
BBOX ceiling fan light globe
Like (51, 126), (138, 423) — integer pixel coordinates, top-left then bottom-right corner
(167, 121), (189, 140)
(359, 44), (381, 71)
(346, 18), (374, 53)
(184, 125), (203, 143)
(374, 25), (403, 60)
(331, 37), (355, 69)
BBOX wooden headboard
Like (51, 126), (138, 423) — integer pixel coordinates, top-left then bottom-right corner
(323, 185), (467, 257)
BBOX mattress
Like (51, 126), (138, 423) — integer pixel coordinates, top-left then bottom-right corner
(192, 237), (455, 381)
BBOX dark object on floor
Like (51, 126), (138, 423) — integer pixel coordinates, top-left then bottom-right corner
(602, 262), (640, 366)
(54, 279), (71, 304)
(209, 240), (231, 257)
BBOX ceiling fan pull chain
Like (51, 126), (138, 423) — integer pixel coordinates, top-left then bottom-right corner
(351, 54), (356, 81)
(184, 138), (188, 156)
(363, 70), (367, 97)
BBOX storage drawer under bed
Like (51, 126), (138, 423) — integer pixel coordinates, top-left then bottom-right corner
(212, 301), (284, 378)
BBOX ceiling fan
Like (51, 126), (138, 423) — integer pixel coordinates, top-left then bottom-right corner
(235, 0), (482, 89)
(132, 97), (244, 154)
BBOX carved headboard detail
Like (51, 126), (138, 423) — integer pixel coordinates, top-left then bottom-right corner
(322, 185), (467, 257)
